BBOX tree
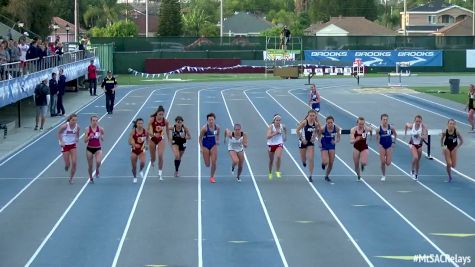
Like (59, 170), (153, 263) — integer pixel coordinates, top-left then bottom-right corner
(183, 8), (218, 37)
(6, 0), (53, 38)
(158, 0), (183, 36)
(90, 20), (138, 37)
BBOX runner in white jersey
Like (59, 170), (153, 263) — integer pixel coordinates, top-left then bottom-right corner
(404, 115), (427, 180)
(58, 114), (80, 184)
(224, 123), (248, 182)
(266, 114), (286, 180)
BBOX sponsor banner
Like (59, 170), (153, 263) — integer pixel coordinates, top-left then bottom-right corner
(264, 49), (299, 61)
(304, 50), (443, 67)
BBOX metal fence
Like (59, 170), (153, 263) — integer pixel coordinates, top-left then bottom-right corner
(0, 48), (96, 81)
(91, 36), (475, 52)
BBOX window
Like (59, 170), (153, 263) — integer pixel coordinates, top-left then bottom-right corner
(441, 15), (454, 24)
(428, 15), (437, 24)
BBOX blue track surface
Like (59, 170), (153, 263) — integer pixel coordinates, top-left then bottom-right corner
(0, 77), (474, 267)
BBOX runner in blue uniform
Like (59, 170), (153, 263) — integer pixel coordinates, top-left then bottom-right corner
(376, 114), (397, 181)
(318, 116), (340, 183)
(199, 113), (220, 183)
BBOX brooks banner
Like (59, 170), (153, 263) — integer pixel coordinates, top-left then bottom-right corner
(304, 50), (443, 67)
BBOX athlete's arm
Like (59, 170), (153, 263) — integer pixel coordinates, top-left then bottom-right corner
(165, 120), (171, 143)
(266, 125), (274, 139)
(391, 126), (397, 141)
(457, 131), (464, 148)
(440, 130), (446, 147)
(100, 127), (105, 141)
(84, 127), (90, 143)
(336, 127), (341, 143)
(215, 126), (220, 144)
(75, 126), (80, 142)
(349, 127), (357, 144)
(243, 132), (248, 148)
(199, 127), (205, 147)
(147, 118), (154, 137)
(404, 123), (411, 135)
(421, 124), (428, 143)
(295, 120), (305, 141)
(129, 130), (135, 146)
(58, 124), (66, 146)
(184, 126), (192, 140)
(376, 128), (380, 143)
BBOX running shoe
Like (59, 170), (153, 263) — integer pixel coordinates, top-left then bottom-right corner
(231, 165), (235, 175)
(381, 176), (386, 181)
(308, 176), (313, 183)
(210, 177), (216, 183)
(159, 175), (164, 181)
(69, 177), (73, 184)
(39, 128), (43, 132)
(324, 176), (332, 182)
(95, 172), (100, 179)
(89, 178), (94, 184)
(268, 173), (273, 180)
(175, 171), (179, 177)
(133, 177), (138, 184)
(321, 163), (326, 170)
(34, 126), (38, 131)
(276, 171), (281, 178)
(414, 174), (418, 181)
(139, 171), (144, 179)
(357, 176), (361, 182)
(303, 161), (307, 167)
(158, 170), (163, 181)
(237, 177), (241, 182)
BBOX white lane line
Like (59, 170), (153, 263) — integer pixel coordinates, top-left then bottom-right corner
(269, 89), (459, 267)
(111, 88), (181, 267)
(289, 89), (475, 223)
(244, 89), (374, 267)
(197, 88), (204, 267)
(25, 90), (159, 267)
(401, 93), (466, 115)
(0, 92), (106, 166)
(221, 89), (289, 267)
(380, 93), (470, 127)
(0, 89), (140, 215)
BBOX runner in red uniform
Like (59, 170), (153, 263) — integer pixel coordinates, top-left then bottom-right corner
(130, 118), (148, 184)
(350, 117), (372, 181)
(84, 115), (104, 183)
(58, 114), (80, 184)
(148, 105), (170, 180)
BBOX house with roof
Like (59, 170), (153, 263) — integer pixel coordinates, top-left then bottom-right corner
(50, 17), (86, 43)
(128, 9), (159, 36)
(304, 16), (395, 36)
(399, 0), (473, 35)
(222, 12), (273, 36)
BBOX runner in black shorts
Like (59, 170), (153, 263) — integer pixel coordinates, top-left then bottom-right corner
(441, 119), (464, 182)
(296, 110), (319, 182)
(467, 84), (475, 132)
(170, 116), (191, 177)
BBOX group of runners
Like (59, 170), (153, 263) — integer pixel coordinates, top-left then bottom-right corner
(56, 83), (473, 184)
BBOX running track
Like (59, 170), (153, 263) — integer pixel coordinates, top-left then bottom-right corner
(0, 77), (474, 267)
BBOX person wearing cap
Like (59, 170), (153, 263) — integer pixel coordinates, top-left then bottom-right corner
(101, 70), (117, 114)
(87, 60), (97, 96)
(34, 77), (50, 131)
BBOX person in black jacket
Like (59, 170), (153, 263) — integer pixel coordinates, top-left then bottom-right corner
(101, 71), (117, 114)
(49, 72), (58, 116)
(57, 68), (66, 116)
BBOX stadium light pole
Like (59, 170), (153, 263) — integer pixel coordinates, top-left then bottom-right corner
(146, 0), (149, 37)
(472, 0), (474, 36)
(403, 0), (407, 36)
(74, 0), (78, 42)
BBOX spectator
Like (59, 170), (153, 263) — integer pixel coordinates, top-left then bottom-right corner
(87, 60), (97, 96)
(55, 42), (63, 65)
(18, 38), (29, 74)
(0, 41), (10, 80)
(49, 72), (58, 117)
(34, 77), (50, 131)
(281, 26), (291, 50)
(9, 40), (20, 62)
(78, 40), (85, 59)
(101, 70), (117, 114)
(26, 38), (38, 72)
(37, 42), (48, 69)
(57, 68), (66, 116)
